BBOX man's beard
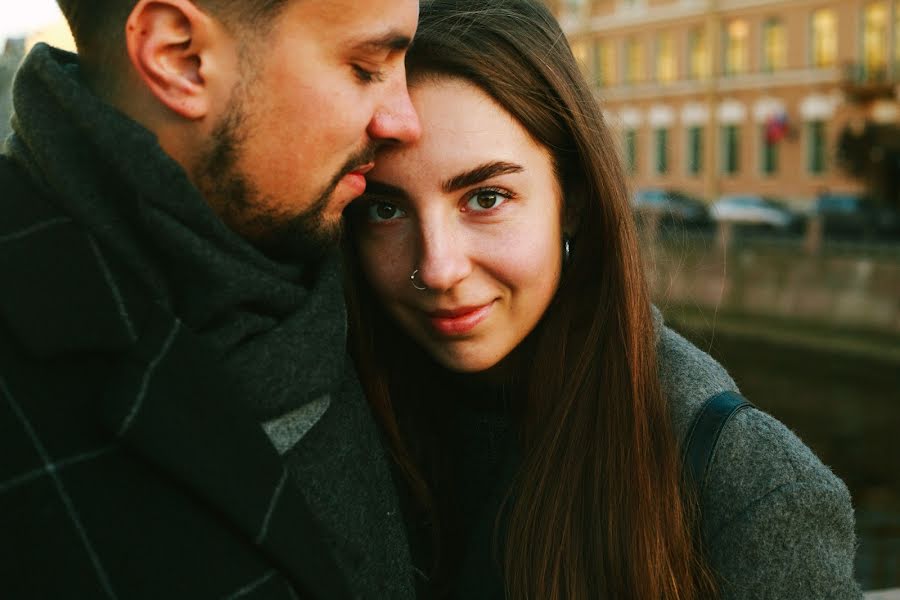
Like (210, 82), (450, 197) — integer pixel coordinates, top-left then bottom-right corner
(194, 85), (377, 262)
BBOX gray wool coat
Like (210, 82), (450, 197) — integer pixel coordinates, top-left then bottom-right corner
(656, 309), (862, 599)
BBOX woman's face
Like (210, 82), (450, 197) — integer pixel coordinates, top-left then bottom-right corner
(352, 77), (564, 372)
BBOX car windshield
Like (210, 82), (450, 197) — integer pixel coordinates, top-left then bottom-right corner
(635, 190), (668, 204)
(719, 196), (786, 209)
(817, 195), (865, 211)
(721, 196), (762, 206)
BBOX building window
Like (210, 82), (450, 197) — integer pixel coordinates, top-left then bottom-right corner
(571, 40), (590, 78)
(811, 9), (837, 68)
(688, 27), (711, 80)
(807, 120), (827, 174)
(656, 32), (677, 83)
(564, 0), (586, 17)
(654, 128), (669, 174)
(625, 128), (638, 174)
(687, 126), (704, 175)
(593, 38), (616, 86)
(625, 36), (645, 84)
(724, 19), (749, 76)
(760, 125), (779, 175)
(863, 2), (888, 79)
(762, 18), (787, 72)
(721, 124), (741, 174)
(895, 0), (900, 73)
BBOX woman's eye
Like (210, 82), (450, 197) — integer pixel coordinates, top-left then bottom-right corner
(367, 201), (405, 221)
(465, 189), (510, 212)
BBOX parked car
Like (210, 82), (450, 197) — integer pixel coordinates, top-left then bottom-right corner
(710, 194), (800, 231)
(813, 193), (900, 239)
(632, 188), (712, 230)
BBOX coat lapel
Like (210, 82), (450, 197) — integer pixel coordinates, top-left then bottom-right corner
(97, 303), (354, 599)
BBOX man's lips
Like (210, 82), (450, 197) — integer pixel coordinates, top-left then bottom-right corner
(349, 162), (375, 176)
(426, 302), (494, 336)
(341, 163), (374, 195)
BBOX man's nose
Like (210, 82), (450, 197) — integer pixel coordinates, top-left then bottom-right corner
(367, 73), (421, 144)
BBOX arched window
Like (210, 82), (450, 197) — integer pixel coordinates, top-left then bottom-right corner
(811, 8), (837, 68)
(724, 19), (749, 75)
(863, 2), (888, 78)
(762, 18), (787, 72)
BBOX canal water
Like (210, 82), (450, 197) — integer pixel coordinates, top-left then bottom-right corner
(670, 317), (900, 591)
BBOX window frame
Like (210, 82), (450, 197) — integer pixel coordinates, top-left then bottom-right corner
(721, 124), (741, 175)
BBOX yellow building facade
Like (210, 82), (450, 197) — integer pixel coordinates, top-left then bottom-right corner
(546, 0), (900, 204)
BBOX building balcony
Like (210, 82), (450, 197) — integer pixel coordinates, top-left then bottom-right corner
(842, 63), (898, 103)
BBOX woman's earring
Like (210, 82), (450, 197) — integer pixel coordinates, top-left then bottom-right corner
(563, 237), (572, 266)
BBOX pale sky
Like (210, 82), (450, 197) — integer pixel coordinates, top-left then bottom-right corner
(0, 0), (64, 45)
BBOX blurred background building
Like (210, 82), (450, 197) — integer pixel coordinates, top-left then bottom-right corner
(0, 11), (74, 142)
(0, 39), (25, 141)
(544, 0), (900, 210)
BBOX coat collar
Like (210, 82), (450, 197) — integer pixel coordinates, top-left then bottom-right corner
(96, 303), (355, 598)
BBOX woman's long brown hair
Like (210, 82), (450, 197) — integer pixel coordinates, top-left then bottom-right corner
(345, 0), (717, 597)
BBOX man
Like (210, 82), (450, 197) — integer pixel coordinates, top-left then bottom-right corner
(0, 0), (420, 597)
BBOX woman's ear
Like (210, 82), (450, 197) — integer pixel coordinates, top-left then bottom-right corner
(124, 0), (230, 120)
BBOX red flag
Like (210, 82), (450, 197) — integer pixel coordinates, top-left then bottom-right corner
(765, 112), (789, 145)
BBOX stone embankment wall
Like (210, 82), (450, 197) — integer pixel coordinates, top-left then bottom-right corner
(642, 224), (900, 347)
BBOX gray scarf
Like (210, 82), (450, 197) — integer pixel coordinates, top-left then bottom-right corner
(7, 44), (348, 421)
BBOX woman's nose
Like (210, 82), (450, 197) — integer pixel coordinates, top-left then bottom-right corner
(414, 222), (472, 292)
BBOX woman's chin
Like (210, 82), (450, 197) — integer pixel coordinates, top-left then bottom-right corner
(433, 348), (527, 382)
(436, 356), (502, 374)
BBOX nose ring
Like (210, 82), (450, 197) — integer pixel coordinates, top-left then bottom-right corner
(410, 269), (427, 291)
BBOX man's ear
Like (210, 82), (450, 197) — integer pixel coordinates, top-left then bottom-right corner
(125, 0), (228, 120)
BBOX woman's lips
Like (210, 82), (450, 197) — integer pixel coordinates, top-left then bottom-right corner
(427, 302), (494, 336)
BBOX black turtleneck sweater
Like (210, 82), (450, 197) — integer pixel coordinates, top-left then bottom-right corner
(397, 374), (517, 600)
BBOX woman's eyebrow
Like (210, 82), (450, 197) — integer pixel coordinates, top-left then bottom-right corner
(441, 161), (524, 193)
(364, 180), (409, 200)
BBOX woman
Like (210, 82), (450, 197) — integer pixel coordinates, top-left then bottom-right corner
(343, 0), (861, 598)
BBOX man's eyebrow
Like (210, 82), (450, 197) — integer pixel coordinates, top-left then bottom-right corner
(442, 161), (524, 194)
(349, 31), (413, 53)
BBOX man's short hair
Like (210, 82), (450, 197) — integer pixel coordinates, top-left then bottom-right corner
(56, 0), (288, 82)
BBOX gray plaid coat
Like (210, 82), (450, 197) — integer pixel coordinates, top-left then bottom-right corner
(0, 156), (361, 599)
(1, 44), (417, 600)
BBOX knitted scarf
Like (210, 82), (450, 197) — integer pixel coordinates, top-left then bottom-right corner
(6, 44), (347, 422)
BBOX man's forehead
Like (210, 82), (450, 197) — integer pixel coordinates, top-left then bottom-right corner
(344, 30), (414, 54)
(291, 0), (418, 34)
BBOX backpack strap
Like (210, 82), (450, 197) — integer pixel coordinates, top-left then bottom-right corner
(682, 390), (753, 499)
